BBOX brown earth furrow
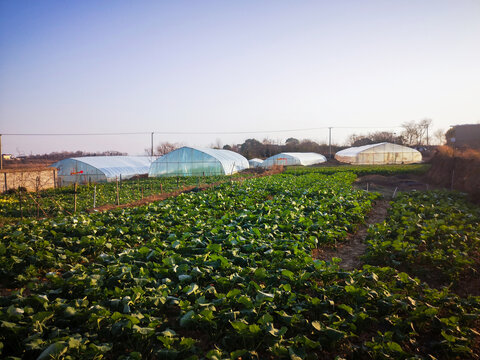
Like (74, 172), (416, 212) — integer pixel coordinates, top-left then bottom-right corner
(313, 199), (390, 270)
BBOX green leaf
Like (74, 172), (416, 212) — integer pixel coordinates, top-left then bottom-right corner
(180, 310), (195, 327)
(179, 337), (196, 350)
(324, 327), (345, 342)
(248, 324), (261, 335)
(88, 343), (113, 353)
(226, 288), (241, 298)
(68, 337), (82, 349)
(231, 320), (248, 333)
(337, 304), (353, 315)
(397, 272), (410, 283)
(206, 349), (223, 360)
(441, 331), (457, 343)
(386, 341), (404, 353)
(64, 306), (76, 317)
(185, 283), (199, 295)
(138, 246), (150, 255)
(178, 274), (192, 282)
(237, 295), (253, 309)
(133, 325), (155, 335)
(25, 338), (45, 351)
(288, 346), (305, 360)
(207, 243), (222, 253)
(6, 306), (24, 317)
(281, 269), (295, 280)
(311, 321), (323, 331)
(1, 321), (21, 333)
(162, 329), (177, 337)
(256, 291), (274, 303)
(254, 267), (267, 280)
(37, 341), (68, 360)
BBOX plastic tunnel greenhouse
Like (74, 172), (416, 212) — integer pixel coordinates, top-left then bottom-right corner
(148, 146), (249, 177)
(261, 152), (327, 168)
(51, 156), (154, 186)
(335, 142), (422, 165)
(248, 158), (264, 168)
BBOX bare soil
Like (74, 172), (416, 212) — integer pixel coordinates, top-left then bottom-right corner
(353, 174), (435, 197)
(312, 199), (390, 270)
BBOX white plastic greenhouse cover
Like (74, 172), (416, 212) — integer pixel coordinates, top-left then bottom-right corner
(261, 152), (327, 168)
(248, 158), (264, 168)
(51, 156), (154, 185)
(148, 147), (249, 176)
(335, 142), (422, 165)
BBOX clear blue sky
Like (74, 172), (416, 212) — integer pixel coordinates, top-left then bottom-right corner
(1, 0), (479, 155)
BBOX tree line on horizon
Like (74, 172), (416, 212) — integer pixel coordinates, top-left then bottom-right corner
(149, 119), (444, 159)
(13, 119), (447, 160)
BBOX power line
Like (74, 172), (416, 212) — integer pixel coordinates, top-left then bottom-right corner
(1, 125), (403, 136)
(1, 132), (150, 136)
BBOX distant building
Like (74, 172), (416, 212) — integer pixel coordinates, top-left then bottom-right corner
(447, 124), (480, 149)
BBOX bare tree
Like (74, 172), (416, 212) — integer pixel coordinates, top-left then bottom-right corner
(433, 129), (445, 145)
(144, 142), (181, 156)
(402, 119), (433, 146)
(401, 121), (420, 146)
(348, 131), (403, 146)
(419, 118), (433, 145)
(210, 138), (222, 149)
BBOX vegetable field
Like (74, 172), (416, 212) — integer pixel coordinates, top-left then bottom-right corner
(285, 164), (430, 176)
(364, 191), (480, 290)
(1, 172), (479, 359)
(0, 175), (230, 220)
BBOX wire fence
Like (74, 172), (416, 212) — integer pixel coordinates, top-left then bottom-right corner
(0, 175), (233, 220)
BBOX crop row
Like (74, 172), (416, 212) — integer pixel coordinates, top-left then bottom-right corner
(1, 173), (479, 359)
(364, 191), (480, 288)
(0, 175), (230, 220)
(285, 163), (430, 176)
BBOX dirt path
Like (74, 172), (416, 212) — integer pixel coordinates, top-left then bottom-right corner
(312, 199), (390, 270)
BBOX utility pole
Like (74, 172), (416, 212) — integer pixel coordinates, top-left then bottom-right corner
(328, 127), (332, 158)
(151, 132), (154, 157)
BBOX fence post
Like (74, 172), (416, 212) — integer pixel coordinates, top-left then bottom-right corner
(53, 170), (56, 190)
(116, 177), (120, 205)
(177, 176), (179, 189)
(36, 183), (40, 218)
(93, 185), (97, 208)
(160, 183), (163, 193)
(19, 190), (23, 218)
(18, 191), (23, 219)
(74, 183), (77, 213)
(4, 172), (6, 193)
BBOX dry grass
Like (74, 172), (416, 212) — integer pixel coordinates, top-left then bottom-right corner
(437, 145), (480, 159)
